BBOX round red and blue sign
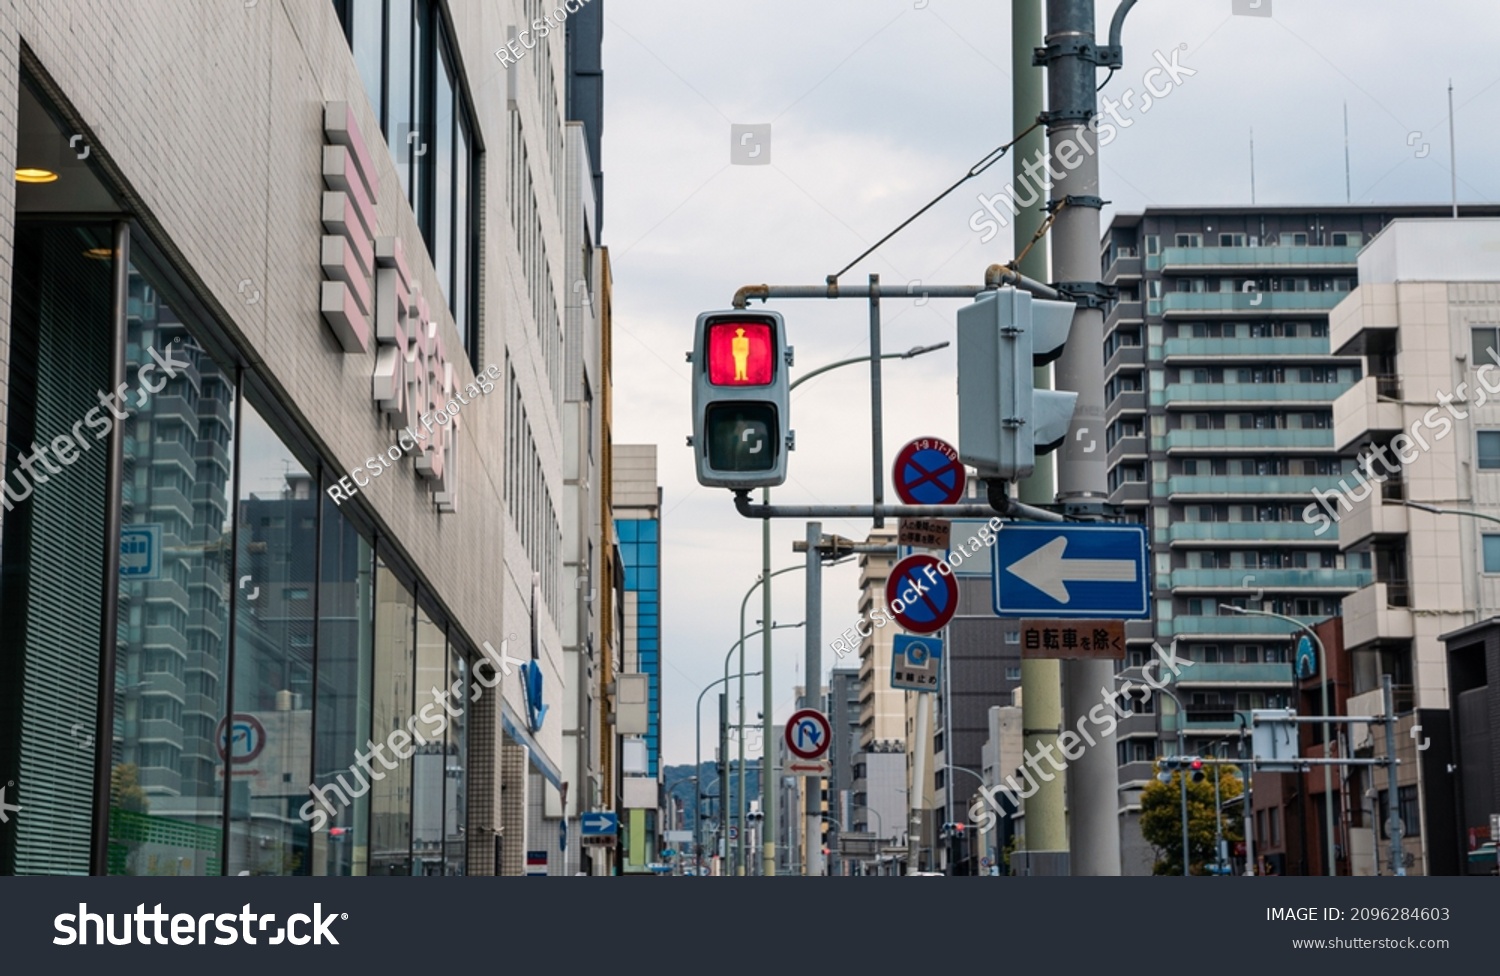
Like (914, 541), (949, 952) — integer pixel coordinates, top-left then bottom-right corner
(893, 437), (966, 506)
(885, 553), (957, 634)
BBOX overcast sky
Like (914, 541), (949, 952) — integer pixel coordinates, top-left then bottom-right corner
(599, 0), (1500, 768)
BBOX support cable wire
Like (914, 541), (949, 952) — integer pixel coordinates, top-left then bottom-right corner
(831, 121), (1042, 282)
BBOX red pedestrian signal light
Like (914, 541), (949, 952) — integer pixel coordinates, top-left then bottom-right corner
(706, 320), (774, 386)
(691, 310), (791, 489)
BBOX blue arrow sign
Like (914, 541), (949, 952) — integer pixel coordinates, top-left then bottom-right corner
(993, 524), (1149, 619)
(580, 811), (618, 836)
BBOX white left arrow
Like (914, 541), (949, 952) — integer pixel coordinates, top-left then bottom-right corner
(1005, 536), (1136, 604)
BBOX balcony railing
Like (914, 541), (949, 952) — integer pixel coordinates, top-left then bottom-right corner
(1164, 381), (1355, 404)
(1162, 335), (1333, 359)
(1162, 614), (1322, 637)
(1161, 291), (1348, 315)
(1164, 428), (1333, 451)
(1168, 567), (1373, 590)
(1156, 244), (1361, 270)
(1374, 374), (1402, 399)
(1165, 520), (1324, 543)
(1166, 474), (1347, 497)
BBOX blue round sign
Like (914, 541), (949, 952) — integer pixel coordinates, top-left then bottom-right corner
(1295, 634), (1317, 678)
(893, 438), (966, 506)
(885, 554), (957, 634)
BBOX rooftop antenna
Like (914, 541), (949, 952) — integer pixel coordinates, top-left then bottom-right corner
(1343, 102), (1351, 204)
(1249, 127), (1256, 205)
(1448, 79), (1458, 217)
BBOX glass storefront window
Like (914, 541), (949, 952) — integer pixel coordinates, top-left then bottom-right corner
(0, 222), (114, 875)
(312, 489), (374, 876)
(227, 399), (316, 875)
(369, 558), (415, 875)
(412, 605), (446, 874)
(445, 644), (467, 875)
(110, 264), (237, 877)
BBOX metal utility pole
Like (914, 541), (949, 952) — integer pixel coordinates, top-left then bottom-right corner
(1448, 80), (1458, 218)
(908, 691), (932, 873)
(803, 522), (824, 877)
(760, 497), (776, 877)
(1012, 0), (1069, 872)
(1382, 674), (1406, 876)
(1042, 0), (1123, 876)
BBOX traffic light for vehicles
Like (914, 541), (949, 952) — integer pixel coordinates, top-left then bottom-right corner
(956, 287), (1078, 481)
(1156, 755), (1207, 783)
(690, 310), (792, 488)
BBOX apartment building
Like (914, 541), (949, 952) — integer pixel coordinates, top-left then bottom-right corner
(1100, 205), (1500, 873)
(1327, 217), (1500, 874)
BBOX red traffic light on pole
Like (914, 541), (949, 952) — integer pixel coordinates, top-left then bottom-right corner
(690, 310), (793, 489)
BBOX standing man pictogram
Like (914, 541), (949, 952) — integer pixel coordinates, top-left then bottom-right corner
(732, 327), (750, 381)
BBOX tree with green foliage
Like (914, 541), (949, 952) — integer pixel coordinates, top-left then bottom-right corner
(1139, 762), (1244, 876)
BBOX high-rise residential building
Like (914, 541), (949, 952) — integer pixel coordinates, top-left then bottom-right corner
(0, 1), (613, 877)
(612, 444), (663, 873)
(1100, 204), (1500, 874)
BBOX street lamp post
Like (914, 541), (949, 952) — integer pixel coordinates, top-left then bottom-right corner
(727, 568), (804, 875)
(1150, 680), (1192, 878)
(694, 665), (763, 876)
(723, 610), (803, 876)
(1223, 604), (1337, 877)
(753, 341), (950, 877)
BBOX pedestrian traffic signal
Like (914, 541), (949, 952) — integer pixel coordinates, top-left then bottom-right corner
(956, 288), (1078, 481)
(690, 310), (792, 488)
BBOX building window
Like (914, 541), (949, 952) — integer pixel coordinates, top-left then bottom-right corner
(1478, 431), (1500, 470)
(1471, 327), (1500, 367)
(1484, 535), (1500, 573)
(333, 0), (481, 367)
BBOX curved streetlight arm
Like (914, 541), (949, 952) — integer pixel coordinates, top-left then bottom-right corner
(1402, 500), (1500, 526)
(789, 342), (949, 392)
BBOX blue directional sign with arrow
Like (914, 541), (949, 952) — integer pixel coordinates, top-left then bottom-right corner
(581, 811), (618, 837)
(992, 524), (1149, 619)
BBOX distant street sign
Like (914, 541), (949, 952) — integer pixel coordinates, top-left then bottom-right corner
(886, 553), (959, 634)
(891, 634), (943, 692)
(728, 825), (738, 841)
(1019, 619), (1126, 659)
(893, 437), (966, 506)
(1295, 635), (1317, 678)
(787, 759), (830, 777)
(993, 524), (1149, 619)
(898, 517), (952, 552)
(581, 811), (618, 837)
(784, 708), (832, 761)
(526, 850), (548, 876)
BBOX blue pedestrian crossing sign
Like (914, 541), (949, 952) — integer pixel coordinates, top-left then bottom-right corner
(891, 634), (942, 693)
(993, 523), (1149, 619)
